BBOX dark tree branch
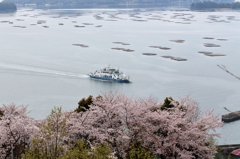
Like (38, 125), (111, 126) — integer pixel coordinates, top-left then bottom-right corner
(218, 64), (240, 80)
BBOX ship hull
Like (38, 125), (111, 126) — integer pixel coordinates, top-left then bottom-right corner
(89, 75), (130, 83)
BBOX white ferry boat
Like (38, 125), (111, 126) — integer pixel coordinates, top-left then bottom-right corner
(88, 65), (130, 83)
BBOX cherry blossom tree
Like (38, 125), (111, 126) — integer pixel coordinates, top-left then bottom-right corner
(0, 92), (223, 159)
(133, 96), (222, 159)
(0, 104), (38, 159)
(67, 91), (223, 159)
(23, 106), (114, 159)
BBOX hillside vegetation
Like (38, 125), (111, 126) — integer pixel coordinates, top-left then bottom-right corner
(3, 0), (191, 7)
(191, 1), (240, 10)
(0, 2), (17, 12)
(0, 92), (223, 158)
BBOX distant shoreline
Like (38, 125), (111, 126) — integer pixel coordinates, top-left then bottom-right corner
(190, 1), (240, 11)
(14, 3), (192, 10)
(0, 2), (17, 13)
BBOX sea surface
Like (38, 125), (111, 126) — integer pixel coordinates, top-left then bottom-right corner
(0, 7), (240, 145)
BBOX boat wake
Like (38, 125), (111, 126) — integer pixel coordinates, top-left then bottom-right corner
(0, 62), (88, 79)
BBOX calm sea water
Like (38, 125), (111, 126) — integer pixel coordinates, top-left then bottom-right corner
(0, 8), (240, 144)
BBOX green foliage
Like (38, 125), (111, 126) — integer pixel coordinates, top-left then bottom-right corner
(149, 97), (179, 112)
(75, 95), (93, 113)
(59, 139), (91, 159)
(205, 136), (217, 147)
(24, 139), (113, 159)
(0, 108), (3, 117)
(22, 137), (48, 159)
(160, 97), (177, 110)
(60, 140), (113, 159)
(88, 142), (113, 159)
(75, 95), (102, 113)
(23, 107), (68, 159)
(23, 106), (112, 159)
(126, 142), (155, 159)
(0, 2), (17, 12)
(214, 153), (224, 159)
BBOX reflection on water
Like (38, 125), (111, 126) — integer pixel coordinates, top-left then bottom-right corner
(0, 12), (16, 17)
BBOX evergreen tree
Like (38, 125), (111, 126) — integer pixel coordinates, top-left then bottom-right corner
(75, 95), (93, 113)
